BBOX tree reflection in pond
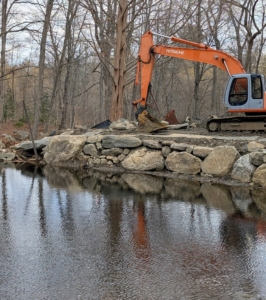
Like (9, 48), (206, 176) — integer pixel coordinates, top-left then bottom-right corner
(1, 163), (266, 299)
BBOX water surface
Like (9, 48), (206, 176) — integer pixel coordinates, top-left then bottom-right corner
(1, 164), (266, 300)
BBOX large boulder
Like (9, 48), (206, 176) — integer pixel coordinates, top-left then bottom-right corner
(102, 135), (142, 149)
(121, 147), (164, 171)
(165, 151), (201, 174)
(201, 146), (240, 176)
(252, 164), (266, 187)
(231, 154), (256, 182)
(44, 135), (86, 164)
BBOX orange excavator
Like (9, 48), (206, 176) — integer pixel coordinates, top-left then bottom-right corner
(133, 31), (266, 132)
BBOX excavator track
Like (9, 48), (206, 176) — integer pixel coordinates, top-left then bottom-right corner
(206, 115), (266, 132)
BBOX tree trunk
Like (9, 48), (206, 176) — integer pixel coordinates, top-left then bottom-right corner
(32, 0), (54, 138)
(109, 0), (128, 121)
(0, 0), (8, 122)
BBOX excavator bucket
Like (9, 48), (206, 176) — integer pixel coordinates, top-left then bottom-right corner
(137, 110), (168, 133)
(164, 109), (180, 125)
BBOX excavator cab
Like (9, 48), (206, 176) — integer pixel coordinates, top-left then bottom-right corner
(225, 74), (266, 112)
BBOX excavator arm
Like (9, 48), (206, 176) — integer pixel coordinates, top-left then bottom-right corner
(133, 30), (245, 111)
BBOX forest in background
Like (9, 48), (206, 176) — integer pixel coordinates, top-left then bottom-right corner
(1, 0), (266, 137)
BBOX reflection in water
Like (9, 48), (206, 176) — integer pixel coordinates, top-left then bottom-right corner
(1, 164), (266, 299)
(1, 169), (8, 220)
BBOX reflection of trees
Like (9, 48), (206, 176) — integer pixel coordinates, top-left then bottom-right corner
(2, 164), (266, 298)
(24, 165), (38, 215)
(38, 178), (47, 236)
(1, 169), (8, 220)
(220, 211), (257, 251)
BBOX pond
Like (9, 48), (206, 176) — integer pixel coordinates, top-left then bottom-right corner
(1, 163), (266, 300)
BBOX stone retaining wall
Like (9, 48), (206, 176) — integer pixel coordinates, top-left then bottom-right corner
(41, 132), (266, 188)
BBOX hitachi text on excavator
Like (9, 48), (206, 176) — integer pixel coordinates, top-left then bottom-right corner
(133, 31), (266, 133)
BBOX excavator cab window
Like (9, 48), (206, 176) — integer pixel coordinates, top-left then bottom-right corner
(251, 75), (263, 99)
(229, 77), (248, 106)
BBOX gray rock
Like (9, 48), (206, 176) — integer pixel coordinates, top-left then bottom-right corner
(44, 135), (86, 164)
(165, 151), (202, 175)
(162, 146), (171, 157)
(15, 130), (29, 141)
(83, 144), (98, 157)
(0, 139), (5, 149)
(106, 156), (119, 164)
(0, 152), (15, 161)
(102, 135), (142, 149)
(167, 123), (189, 130)
(94, 158), (101, 164)
(14, 137), (52, 150)
(118, 154), (126, 161)
(121, 147), (164, 171)
(96, 142), (102, 150)
(193, 146), (213, 159)
(101, 148), (123, 156)
(249, 151), (264, 166)
(170, 143), (189, 151)
(201, 146), (240, 176)
(247, 141), (264, 152)
(231, 154), (256, 182)
(161, 140), (174, 146)
(100, 158), (107, 164)
(109, 118), (136, 131)
(1, 134), (15, 141)
(123, 148), (130, 155)
(61, 129), (74, 135)
(85, 133), (103, 143)
(142, 139), (162, 149)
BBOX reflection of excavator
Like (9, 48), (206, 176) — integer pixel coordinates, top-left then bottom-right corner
(133, 31), (266, 132)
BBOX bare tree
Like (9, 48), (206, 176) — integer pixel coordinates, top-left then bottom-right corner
(109, 0), (127, 121)
(226, 0), (266, 72)
(32, 0), (54, 138)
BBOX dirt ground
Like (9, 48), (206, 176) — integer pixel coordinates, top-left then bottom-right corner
(1, 119), (266, 144)
(0, 121), (29, 136)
